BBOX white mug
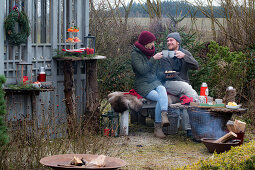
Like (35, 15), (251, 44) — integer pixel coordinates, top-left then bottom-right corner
(162, 50), (175, 58)
(215, 99), (223, 104)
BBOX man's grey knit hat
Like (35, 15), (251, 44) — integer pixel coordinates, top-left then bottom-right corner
(167, 32), (182, 44)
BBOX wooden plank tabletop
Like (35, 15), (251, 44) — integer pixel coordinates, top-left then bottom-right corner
(54, 55), (106, 61)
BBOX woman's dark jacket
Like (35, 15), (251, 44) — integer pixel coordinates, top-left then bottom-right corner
(131, 46), (164, 97)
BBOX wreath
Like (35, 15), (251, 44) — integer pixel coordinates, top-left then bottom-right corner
(4, 7), (30, 46)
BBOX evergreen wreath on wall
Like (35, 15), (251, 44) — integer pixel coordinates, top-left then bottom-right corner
(4, 6), (30, 46)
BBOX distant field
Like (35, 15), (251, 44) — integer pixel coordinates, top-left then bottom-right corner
(127, 17), (225, 31)
(127, 17), (226, 41)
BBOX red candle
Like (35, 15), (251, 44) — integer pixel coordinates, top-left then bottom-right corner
(104, 127), (110, 137)
(88, 48), (94, 54)
(86, 48), (90, 54)
(23, 76), (28, 83)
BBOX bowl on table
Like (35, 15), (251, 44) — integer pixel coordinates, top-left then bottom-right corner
(164, 70), (178, 79)
(226, 105), (241, 109)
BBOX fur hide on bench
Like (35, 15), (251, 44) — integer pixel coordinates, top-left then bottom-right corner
(108, 91), (143, 113)
(107, 91), (181, 136)
(108, 91), (180, 113)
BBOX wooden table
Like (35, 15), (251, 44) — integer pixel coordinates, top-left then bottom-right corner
(54, 56), (106, 134)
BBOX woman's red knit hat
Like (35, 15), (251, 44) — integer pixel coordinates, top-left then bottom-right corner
(138, 31), (156, 45)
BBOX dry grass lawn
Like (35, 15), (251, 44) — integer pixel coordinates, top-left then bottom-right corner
(107, 120), (255, 169)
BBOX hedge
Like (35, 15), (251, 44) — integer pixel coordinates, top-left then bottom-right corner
(180, 140), (255, 169)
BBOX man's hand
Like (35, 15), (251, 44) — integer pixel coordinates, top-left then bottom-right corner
(153, 52), (163, 60)
(175, 51), (185, 59)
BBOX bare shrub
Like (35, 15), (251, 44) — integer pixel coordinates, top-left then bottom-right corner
(0, 98), (125, 169)
(193, 0), (255, 50)
(89, 0), (145, 112)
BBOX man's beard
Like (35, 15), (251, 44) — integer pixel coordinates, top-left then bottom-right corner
(168, 44), (178, 51)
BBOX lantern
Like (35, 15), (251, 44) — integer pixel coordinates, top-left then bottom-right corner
(16, 62), (33, 85)
(84, 33), (96, 54)
(101, 111), (119, 137)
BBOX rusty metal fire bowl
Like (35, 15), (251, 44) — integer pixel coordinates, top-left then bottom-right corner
(201, 138), (241, 154)
(40, 154), (127, 170)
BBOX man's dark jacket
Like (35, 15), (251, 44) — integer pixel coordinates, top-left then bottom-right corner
(160, 48), (198, 83)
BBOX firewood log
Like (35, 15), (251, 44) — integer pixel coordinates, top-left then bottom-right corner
(215, 132), (237, 143)
(69, 156), (83, 166)
(234, 120), (246, 133)
(86, 155), (106, 167)
(226, 120), (235, 132)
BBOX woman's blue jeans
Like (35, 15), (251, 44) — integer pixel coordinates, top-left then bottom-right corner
(145, 85), (168, 123)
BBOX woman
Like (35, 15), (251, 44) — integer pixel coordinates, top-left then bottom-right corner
(131, 31), (169, 138)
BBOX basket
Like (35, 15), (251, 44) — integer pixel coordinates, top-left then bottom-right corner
(188, 107), (233, 141)
(163, 111), (179, 135)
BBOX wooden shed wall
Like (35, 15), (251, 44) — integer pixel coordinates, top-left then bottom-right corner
(0, 0), (90, 123)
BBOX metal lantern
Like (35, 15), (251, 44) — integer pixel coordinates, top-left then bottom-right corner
(84, 33), (96, 53)
(16, 62), (33, 85)
(101, 111), (119, 137)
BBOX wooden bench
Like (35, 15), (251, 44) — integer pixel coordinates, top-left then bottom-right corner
(117, 95), (181, 136)
(118, 101), (247, 137)
(108, 92), (246, 137)
(119, 100), (157, 136)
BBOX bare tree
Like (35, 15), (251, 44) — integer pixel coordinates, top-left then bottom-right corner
(138, 0), (162, 19)
(192, 0), (255, 49)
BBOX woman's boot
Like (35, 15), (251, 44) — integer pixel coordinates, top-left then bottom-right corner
(161, 111), (170, 126)
(154, 122), (166, 138)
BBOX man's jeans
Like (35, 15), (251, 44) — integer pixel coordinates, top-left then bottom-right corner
(145, 85), (168, 123)
(164, 81), (198, 100)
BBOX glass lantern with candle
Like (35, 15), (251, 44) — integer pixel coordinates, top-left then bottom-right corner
(84, 33), (95, 56)
(16, 62), (33, 85)
(101, 111), (119, 137)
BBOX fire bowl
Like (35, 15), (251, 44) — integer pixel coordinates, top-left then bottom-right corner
(201, 138), (241, 154)
(40, 154), (127, 170)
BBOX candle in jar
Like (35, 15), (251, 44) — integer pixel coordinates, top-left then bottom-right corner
(89, 48), (94, 54)
(23, 76), (28, 83)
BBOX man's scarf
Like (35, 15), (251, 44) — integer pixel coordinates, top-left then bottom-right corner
(173, 46), (183, 72)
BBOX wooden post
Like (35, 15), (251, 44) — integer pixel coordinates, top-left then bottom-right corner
(0, 3), (4, 75)
(63, 60), (77, 137)
(85, 60), (100, 131)
(120, 110), (129, 136)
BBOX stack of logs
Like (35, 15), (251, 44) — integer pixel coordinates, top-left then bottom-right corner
(214, 120), (246, 143)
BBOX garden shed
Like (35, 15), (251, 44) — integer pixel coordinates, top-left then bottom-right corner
(0, 0), (102, 132)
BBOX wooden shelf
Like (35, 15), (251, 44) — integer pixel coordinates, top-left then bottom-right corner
(4, 88), (54, 95)
(53, 55), (106, 61)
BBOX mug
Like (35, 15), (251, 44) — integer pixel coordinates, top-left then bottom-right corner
(215, 99), (223, 104)
(162, 50), (175, 58)
(198, 95), (207, 104)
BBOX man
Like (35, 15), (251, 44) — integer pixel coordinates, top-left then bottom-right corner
(160, 32), (199, 137)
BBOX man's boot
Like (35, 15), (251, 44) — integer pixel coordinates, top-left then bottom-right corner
(154, 123), (166, 138)
(161, 111), (170, 127)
